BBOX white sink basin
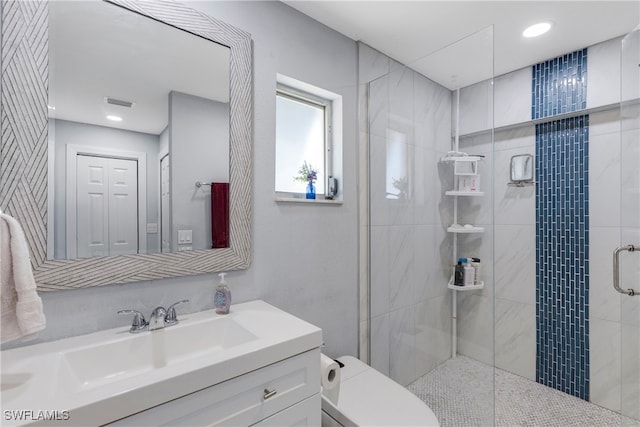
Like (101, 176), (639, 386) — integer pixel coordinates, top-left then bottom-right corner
(1, 300), (322, 426)
(61, 315), (258, 391)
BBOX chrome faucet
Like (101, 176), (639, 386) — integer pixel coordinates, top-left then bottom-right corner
(118, 299), (190, 333)
(149, 306), (167, 331)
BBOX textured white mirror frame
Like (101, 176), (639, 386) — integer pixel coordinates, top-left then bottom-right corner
(0, 0), (253, 291)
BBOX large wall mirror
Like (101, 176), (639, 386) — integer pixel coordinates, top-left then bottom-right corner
(0, 0), (253, 291)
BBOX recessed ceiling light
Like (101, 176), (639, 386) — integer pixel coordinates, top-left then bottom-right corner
(47, 105), (55, 110)
(523, 22), (552, 38)
(106, 115), (123, 122)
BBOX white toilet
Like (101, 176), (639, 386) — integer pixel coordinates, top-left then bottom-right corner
(321, 356), (440, 427)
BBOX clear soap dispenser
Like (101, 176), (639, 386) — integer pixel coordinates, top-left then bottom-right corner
(214, 272), (231, 314)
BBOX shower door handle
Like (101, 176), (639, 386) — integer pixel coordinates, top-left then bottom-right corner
(613, 245), (639, 296)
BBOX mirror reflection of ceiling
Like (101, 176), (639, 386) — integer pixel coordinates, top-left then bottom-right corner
(48, 0), (230, 135)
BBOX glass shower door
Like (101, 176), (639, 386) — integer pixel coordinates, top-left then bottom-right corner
(619, 26), (640, 425)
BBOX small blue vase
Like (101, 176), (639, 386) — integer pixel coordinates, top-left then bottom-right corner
(306, 181), (316, 199)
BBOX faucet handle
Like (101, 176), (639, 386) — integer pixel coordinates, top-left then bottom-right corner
(165, 299), (189, 326)
(118, 309), (148, 333)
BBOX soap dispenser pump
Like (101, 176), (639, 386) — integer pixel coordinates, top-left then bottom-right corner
(214, 272), (231, 314)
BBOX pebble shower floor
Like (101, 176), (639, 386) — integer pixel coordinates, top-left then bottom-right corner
(407, 355), (640, 427)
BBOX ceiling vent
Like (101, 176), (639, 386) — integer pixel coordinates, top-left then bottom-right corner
(104, 97), (135, 108)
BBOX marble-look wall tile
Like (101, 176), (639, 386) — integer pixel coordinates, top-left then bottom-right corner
(457, 79), (493, 136)
(590, 131), (621, 228)
(494, 67), (531, 128)
(370, 314), (390, 376)
(414, 225), (446, 302)
(457, 293), (494, 365)
(621, 104), (640, 132)
(389, 225), (416, 311)
(621, 30), (639, 105)
(414, 73), (433, 150)
(494, 125), (535, 152)
(389, 305), (417, 386)
(368, 74), (389, 139)
(621, 129), (640, 228)
(359, 319), (369, 364)
(359, 223), (369, 325)
(590, 317), (622, 413)
(436, 226), (454, 285)
(455, 190), (491, 227)
(621, 324), (640, 421)
(388, 143), (416, 226)
(389, 64), (415, 132)
(369, 133), (389, 226)
(589, 226), (622, 322)
(370, 225), (389, 318)
(495, 299), (536, 381)
(437, 162), (455, 226)
(589, 108), (621, 137)
(358, 42), (390, 86)
(415, 294), (452, 377)
(415, 74), (452, 155)
(587, 37), (622, 109)
(414, 146), (437, 225)
(358, 131), (370, 228)
(459, 130), (493, 155)
(494, 224), (535, 306)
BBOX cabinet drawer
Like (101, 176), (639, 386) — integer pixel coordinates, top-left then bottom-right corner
(109, 349), (320, 426)
(253, 393), (320, 427)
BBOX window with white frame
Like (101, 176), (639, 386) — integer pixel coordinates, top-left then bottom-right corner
(275, 77), (340, 199)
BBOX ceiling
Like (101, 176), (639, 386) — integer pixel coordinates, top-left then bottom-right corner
(283, 1), (640, 89)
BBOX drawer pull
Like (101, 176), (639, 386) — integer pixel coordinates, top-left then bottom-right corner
(263, 388), (277, 400)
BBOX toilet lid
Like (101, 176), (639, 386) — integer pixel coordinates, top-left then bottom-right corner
(322, 356), (439, 427)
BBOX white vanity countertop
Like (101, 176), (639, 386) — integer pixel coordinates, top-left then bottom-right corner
(0, 300), (322, 426)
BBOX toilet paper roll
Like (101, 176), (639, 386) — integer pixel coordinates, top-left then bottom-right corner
(320, 353), (341, 405)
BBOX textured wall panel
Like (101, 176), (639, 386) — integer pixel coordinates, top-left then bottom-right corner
(1, 0), (253, 291)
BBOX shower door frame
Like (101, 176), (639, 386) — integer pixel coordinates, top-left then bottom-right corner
(619, 27), (640, 424)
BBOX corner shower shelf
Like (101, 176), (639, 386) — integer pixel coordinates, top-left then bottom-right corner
(445, 190), (485, 196)
(447, 278), (485, 291)
(441, 144), (485, 360)
(447, 225), (484, 233)
(440, 155), (484, 163)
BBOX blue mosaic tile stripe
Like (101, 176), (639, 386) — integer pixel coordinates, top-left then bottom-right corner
(535, 115), (590, 401)
(532, 49), (587, 119)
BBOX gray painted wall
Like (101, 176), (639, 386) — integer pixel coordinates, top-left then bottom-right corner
(5, 1), (359, 361)
(169, 91), (229, 251)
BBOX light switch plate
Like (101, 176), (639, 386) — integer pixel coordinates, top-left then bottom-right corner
(178, 229), (193, 244)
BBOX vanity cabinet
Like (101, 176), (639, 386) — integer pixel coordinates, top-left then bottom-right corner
(108, 349), (321, 426)
(1, 301), (322, 427)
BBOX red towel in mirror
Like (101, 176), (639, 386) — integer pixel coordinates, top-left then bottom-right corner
(211, 183), (229, 248)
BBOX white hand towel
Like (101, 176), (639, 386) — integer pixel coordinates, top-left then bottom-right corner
(0, 210), (46, 343)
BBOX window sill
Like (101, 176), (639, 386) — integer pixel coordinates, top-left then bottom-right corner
(275, 196), (343, 205)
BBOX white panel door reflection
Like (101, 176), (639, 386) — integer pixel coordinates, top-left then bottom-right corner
(76, 155), (138, 258)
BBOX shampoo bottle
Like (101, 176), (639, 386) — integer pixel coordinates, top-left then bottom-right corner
(454, 261), (464, 286)
(214, 272), (231, 314)
(463, 263), (475, 286)
(470, 258), (481, 284)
